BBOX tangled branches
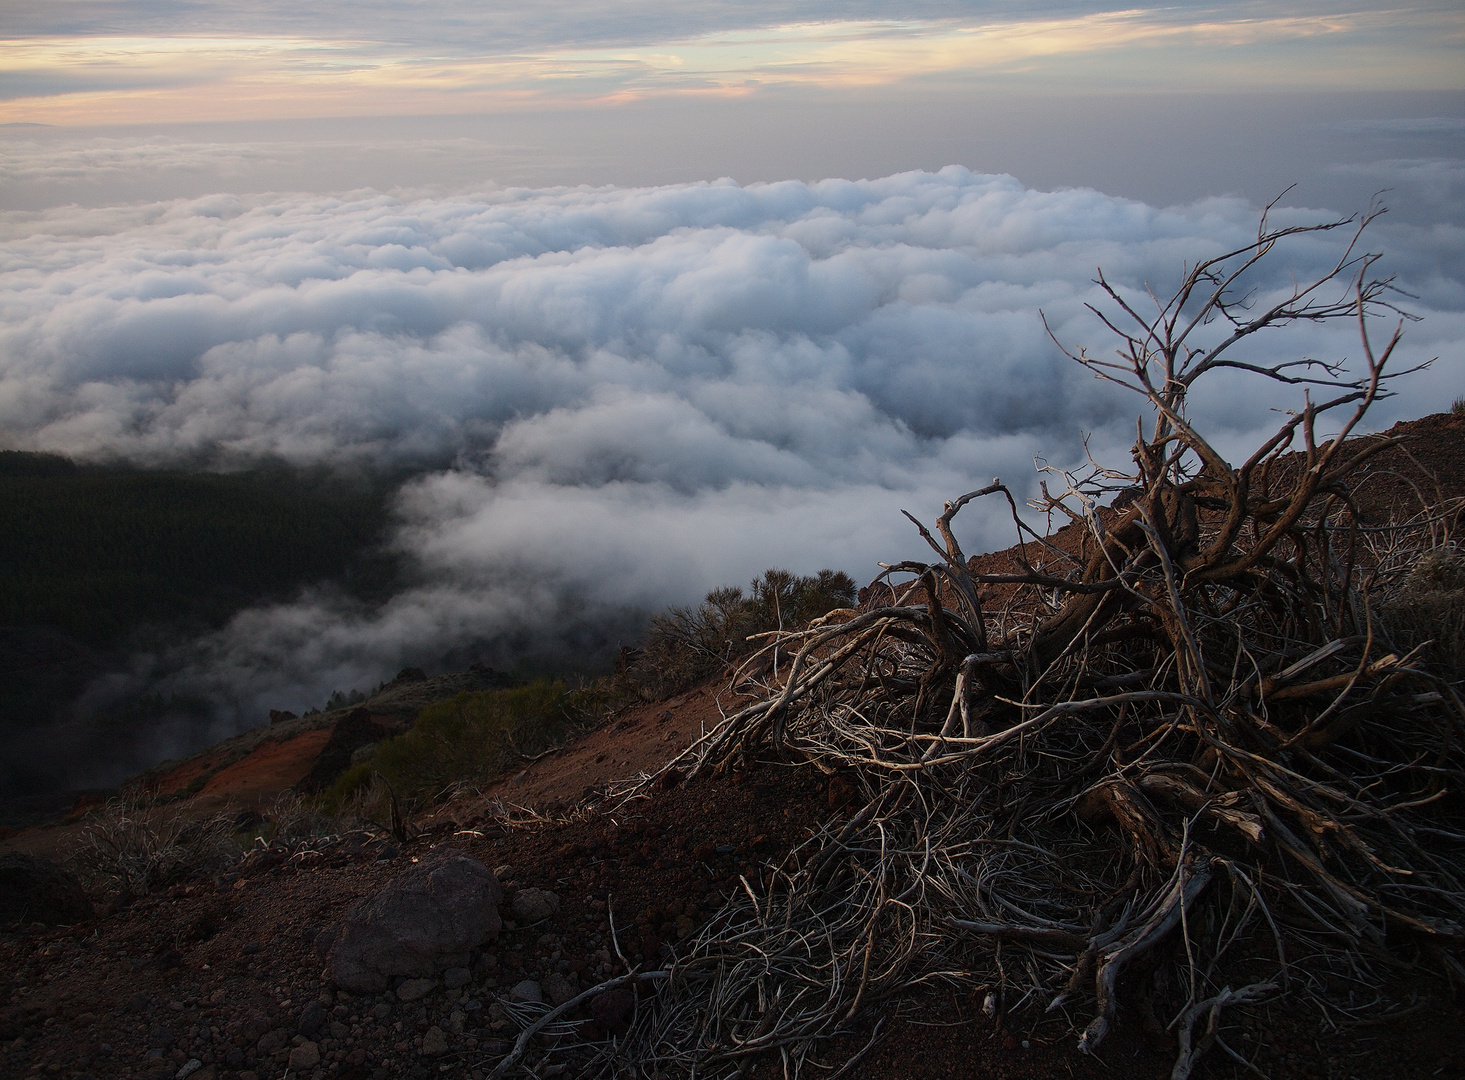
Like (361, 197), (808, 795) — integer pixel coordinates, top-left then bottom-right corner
(538, 205), (1465, 1080)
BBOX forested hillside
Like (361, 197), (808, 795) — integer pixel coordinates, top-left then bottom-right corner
(0, 453), (400, 647)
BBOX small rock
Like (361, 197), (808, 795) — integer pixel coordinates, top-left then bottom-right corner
(396, 978), (436, 1002)
(175, 1060), (203, 1080)
(543, 973), (576, 1007)
(508, 979), (543, 1004)
(420, 1026), (449, 1057)
(287, 1040), (320, 1070)
(255, 1028), (290, 1055)
(297, 999), (326, 1035)
(511, 888), (560, 924)
(590, 988), (635, 1031)
(442, 966), (471, 990)
(148, 1026), (175, 1049)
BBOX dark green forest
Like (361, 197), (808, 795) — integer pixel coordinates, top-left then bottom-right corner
(0, 451), (401, 647)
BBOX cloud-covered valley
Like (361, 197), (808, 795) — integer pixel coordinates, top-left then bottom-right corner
(3, 166), (1461, 782)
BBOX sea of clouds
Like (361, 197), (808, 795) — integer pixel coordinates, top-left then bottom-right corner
(3, 166), (1462, 787)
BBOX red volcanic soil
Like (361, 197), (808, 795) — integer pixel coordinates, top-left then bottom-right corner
(1, 412), (1462, 1080)
(191, 728), (335, 809)
(440, 684), (732, 822)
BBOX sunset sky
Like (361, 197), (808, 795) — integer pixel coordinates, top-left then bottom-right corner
(1, 1), (1461, 209)
(4, 1), (1462, 126)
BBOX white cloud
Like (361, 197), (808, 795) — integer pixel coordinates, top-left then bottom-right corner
(2, 165), (1460, 739)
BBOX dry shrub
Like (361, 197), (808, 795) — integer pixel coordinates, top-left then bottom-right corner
(544, 208), (1465, 1080)
(266, 790), (336, 840)
(73, 792), (239, 898)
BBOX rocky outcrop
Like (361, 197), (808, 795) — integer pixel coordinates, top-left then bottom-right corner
(324, 849), (502, 992)
(295, 706), (389, 794)
(0, 851), (94, 925)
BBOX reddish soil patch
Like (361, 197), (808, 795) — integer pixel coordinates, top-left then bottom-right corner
(150, 754), (227, 799)
(442, 684), (734, 822)
(191, 728), (334, 811)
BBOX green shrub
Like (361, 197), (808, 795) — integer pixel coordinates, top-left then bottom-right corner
(328, 681), (570, 810)
(1453, 394), (1465, 417)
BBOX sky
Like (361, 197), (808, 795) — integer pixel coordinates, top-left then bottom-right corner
(3, 1), (1461, 125)
(2, 2), (1464, 788)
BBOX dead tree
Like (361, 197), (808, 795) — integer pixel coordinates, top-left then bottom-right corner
(496, 205), (1465, 1080)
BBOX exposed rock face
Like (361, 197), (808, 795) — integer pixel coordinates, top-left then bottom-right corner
(325, 849), (502, 992)
(0, 852), (94, 926)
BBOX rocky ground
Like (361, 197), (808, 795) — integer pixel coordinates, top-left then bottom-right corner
(3, 410), (1464, 1080)
(5, 753), (1463, 1080)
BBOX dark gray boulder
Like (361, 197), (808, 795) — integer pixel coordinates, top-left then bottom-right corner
(0, 852), (93, 926)
(326, 849), (502, 992)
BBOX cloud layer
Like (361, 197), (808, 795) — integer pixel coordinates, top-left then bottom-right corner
(2, 166), (1461, 786)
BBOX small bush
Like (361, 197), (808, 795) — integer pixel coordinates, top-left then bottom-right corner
(625, 568), (857, 699)
(327, 680), (571, 811)
(267, 790), (335, 840)
(1453, 394), (1465, 416)
(72, 793), (239, 898)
